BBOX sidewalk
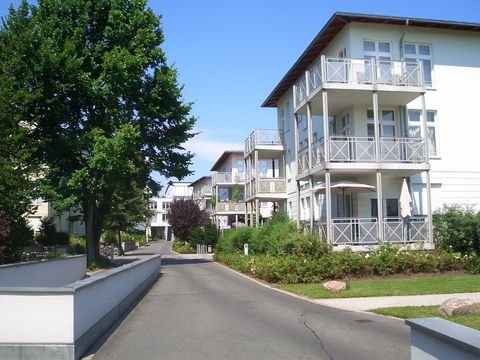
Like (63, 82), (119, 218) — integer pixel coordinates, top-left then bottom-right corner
(312, 292), (480, 311)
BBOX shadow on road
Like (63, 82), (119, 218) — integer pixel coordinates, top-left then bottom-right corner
(162, 257), (212, 266)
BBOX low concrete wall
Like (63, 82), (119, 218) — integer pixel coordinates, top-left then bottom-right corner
(0, 255), (86, 287)
(0, 254), (161, 360)
(406, 317), (480, 360)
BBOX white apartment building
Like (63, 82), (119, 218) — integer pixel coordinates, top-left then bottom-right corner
(210, 151), (246, 229)
(244, 129), (288, 225)
(262, 12), (480, 248)
(147, 182), (192, 241)
(189, 176), (213, 214)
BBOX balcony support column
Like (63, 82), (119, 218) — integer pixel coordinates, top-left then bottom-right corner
(372, 91), (381, 162)
(309, 176), (314, 231)
(421, 93), (430, 165)
(255, 199), (260, 228)
(425, 170), (433, 244)
(322, 90), (330, 163)
(376, 171), (384, 242)
(294, 114), (299, 173)
(296, 180), (301, 227)
(325, 171), (332, 243)
(254, 150), (259, 194)
(307, 101), (313, 169)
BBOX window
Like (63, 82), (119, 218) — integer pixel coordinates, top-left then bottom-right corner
(404, 43), (433, 87)
(371, 198), (399, 218)
(364, 40), (392, 83)
(162, 202), (170, 210)
(236, 160), (244, 176)
(408, 109), (439, 156)
(367, 109), (395, 138)
(149, 201), (157, 210)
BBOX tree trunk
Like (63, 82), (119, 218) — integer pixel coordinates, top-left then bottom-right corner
(84, 201), (101, 264)
(117, 230), (124, 256)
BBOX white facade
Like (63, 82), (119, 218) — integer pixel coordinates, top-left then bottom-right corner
(263, 13), (480, 247)
(189, 176), (213, 214)
(28, 199), (85, 237)
(211, 151), (246, 229)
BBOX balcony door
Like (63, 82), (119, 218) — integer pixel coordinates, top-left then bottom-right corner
(364, 40), (392, 83)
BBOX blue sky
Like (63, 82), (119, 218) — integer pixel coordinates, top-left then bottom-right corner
(2, 0), (480, 191)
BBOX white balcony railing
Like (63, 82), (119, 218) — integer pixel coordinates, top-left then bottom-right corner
(298, 136), (426, 172)
(319, 216), (429, 244)
(245, 129), (283, 155)
(212, 172), (245, 185)
(294, 56), (424, 108)
(215, 202), (245, 213)
(257, 178), (286, 194)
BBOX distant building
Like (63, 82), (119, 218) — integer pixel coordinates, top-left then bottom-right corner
(189, 176), (213, 214)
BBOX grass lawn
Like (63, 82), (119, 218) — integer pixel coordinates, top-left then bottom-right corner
(371, 306), (480, 331)
(277, 274), (480, 299)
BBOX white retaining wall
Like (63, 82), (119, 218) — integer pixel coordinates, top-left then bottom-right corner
(0, 254), (161, 360)
(0, 255), (87, 287)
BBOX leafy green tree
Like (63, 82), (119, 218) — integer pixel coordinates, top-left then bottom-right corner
(0, 0), (196, 262)
(103, 180), (150, 255)
(167, 200), (208, 242)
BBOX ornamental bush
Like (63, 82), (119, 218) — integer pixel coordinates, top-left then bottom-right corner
(433, 205), (480, 254)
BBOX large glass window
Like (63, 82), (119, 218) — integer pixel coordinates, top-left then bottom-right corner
(408, 109), (439, 156)
(367, 109), (395, 137)
(404, 43), (433, 86)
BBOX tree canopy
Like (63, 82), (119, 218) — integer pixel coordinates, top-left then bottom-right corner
(0, 0), (196, 262)
(167, 200), (208, 242)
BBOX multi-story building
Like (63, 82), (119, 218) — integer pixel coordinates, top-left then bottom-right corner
(262, 12), (480, 249)
(244, 129), (288, 225)
(189, 176), (213, 215)
(146, 182), (192, 241)
(210, 151), (246, 229)
(28, 199), (85, 237)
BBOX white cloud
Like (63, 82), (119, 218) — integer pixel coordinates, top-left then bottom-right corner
(185, 132), (243, 162)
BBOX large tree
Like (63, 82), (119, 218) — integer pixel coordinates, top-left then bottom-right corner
(0, 0), (196, 262)
(167, 200), (208, 242)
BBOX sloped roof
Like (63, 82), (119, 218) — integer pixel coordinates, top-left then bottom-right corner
(210, 150), (243, 171)
(262, 12), (480, 108)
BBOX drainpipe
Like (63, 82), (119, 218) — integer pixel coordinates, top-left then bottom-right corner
(399, 19), (409, 60)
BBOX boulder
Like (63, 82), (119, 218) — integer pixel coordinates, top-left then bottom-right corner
(438, 298), (480, 317)
(323, 280), (347, 292)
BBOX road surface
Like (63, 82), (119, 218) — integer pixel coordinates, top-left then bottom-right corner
(92, 243), (410, 359)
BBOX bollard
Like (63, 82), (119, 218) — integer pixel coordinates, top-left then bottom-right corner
(244, 243), (249, 256)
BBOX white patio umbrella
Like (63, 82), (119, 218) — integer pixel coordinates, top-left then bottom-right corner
(311, 180), (375, 217)
(400, 178), (412, 218)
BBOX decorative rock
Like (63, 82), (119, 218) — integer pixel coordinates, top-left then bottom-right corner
(438, 298), (480, 317)
(323, 280), (347, 292)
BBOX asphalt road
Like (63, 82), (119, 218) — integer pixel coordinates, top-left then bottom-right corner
(92, 243), (410, 360)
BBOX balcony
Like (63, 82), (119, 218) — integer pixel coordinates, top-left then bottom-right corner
(298, 136), (426, 174)
(245, 129), (283, 155)
(212, 172), (245, 185)
(215, 202), (245, 213)
(294, 56), (424, 108)
(247, 177), (286, 196)
(318, 216), (429, 245)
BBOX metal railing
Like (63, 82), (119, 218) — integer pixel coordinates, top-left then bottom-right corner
(215, 202), (245, 212)
(298, 136), (426, 171)
(212, 172), (245, 185)
(330, 136), (376, 162)
(320, 216), (429, 244)
(297, 148), (309, 173)
(245, 129), (284, 154)
(380, 137), (425, 163)
(257, 178), (286, 194)
(294, 57), (424, 108)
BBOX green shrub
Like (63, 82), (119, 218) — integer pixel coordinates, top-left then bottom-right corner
(190, 223), (220, 247)
(172, 240), (196, 254)
(102, 231), (118, 245)
(464, 254), (480, 274)
(216, 226), (256, 254)
(433, 205), (480, 254)
(69, 237), (86, 254)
